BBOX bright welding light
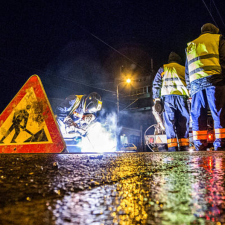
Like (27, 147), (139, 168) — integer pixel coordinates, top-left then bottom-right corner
(81, 122), (117, 153)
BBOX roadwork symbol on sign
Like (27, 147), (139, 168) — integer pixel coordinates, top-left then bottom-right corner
(0, 75), (65, 153)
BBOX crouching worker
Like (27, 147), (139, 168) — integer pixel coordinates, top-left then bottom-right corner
(152, 52), (190, 152)
(55, 92), (102, 138)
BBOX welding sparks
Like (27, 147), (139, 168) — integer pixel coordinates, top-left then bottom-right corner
(81, 122), (117, 152)
(57, 111), (119, 153)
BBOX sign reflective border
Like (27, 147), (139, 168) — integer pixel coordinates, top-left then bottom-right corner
(0, 75), (66, 153)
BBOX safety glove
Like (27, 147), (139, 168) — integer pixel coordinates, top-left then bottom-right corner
(83, 114), (96, 124)
(187, 90), (192, 103)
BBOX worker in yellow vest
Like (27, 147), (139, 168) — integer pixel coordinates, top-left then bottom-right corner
(185, 23), (225, 151)
(153, 52), (190, 152)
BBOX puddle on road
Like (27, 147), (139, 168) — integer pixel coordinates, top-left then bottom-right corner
(52, 155), (225, 224)
(1, 153), (225, 224)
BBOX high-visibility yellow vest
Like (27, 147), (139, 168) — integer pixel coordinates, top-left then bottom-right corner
(186, 33), (221, 83)
(161, 63), (189, 96)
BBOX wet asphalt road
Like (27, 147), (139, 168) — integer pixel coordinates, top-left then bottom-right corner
(0, 152), (225, 225)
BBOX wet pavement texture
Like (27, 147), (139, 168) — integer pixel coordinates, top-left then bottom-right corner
(0, 152), (225, 225)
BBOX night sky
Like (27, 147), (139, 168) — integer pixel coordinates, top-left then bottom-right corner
(0, 0), (225, 113)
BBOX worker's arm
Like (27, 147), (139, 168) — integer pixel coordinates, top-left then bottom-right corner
(56, 95), (79, 114)
(219, 35), (225, 76)
(185, 56), (191, 97)
(152, 67), (163, 100)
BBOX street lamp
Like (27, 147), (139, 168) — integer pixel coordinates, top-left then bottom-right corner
(117, 78), (132, 115)
(116, 78), (132, 151)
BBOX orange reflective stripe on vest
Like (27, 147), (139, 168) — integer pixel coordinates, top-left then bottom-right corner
(193, 130), (208, 140)
(215, 128), (225, 139)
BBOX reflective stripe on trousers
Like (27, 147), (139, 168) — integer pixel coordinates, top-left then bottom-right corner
(178, 138), (189, 146)
(167, 138), (178, 148)
(193, 130), (208, 141)
(215, 128), (225, 139)
(191, 85), (225, 150)
(163, 95), (190, 150)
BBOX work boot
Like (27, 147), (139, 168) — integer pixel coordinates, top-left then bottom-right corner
(158, 144), (168, 152)
(214, 141), (225, 151)
(194, 141), (208, 151)
(168, 146), (178, 152)
(214, 146), (225, 151)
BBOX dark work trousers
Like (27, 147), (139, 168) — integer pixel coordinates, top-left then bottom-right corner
(191, 85), (225, 150)
(163, 95), (190, 152)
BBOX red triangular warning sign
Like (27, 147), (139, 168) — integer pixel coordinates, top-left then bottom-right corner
(0, 75), (66, 153)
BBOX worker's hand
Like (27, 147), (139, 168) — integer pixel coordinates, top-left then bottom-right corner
(83, 114), (95, 124)
(188, 89), (191, 96)
(63, 116), (74, 126)
(76, 128), (87, 137)
(188, 97), (192, 104)
(65, 125), (76, 134)
(154, 98), (161, 104)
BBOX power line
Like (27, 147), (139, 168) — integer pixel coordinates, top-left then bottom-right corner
(0, 55), (133, 101)
(0, 67), (119, 106)
(48, 74), (116, 94)
(211, 0), (225, 29)
(41, 1), (150, 74)
(201, 0), (219, 28)
(0, 56), (116, 94)
(74, 23), (147, 71)
(120, 98), (139, 112)
(42, 78), (120, 105)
